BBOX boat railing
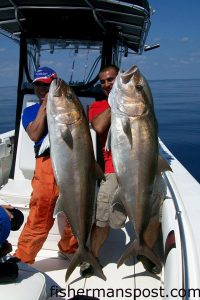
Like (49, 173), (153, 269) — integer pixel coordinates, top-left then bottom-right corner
(0, 130), (15, 140)
(163, 171), (189, 299)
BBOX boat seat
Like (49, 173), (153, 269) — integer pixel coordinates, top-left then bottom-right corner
(15, 100), (36, 180)
(18, 124), (35, 179)
(0, 178), (32, 207)
(0, 262), (59, 300)
(0, 100), (37, 207)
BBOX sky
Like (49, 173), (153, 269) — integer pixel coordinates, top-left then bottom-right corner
(0, 0), (200, 86)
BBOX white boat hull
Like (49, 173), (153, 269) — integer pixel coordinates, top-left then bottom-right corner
(0, 128), (200, 299)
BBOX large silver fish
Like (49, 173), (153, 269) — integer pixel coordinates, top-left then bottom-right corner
(107, 65), (167, 270)
(46, 78), (106, 281)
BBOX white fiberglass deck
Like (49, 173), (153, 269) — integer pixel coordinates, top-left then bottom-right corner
(7, 213), (164, 300)
(31, 224), (164, 300)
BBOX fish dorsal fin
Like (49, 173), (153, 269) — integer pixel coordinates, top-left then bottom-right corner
(61, 126), (73, 149)
(121, 118), (132, 147)
(95, 162), (106, 181)
(38, 134), (50, 156)
(105, 127), (111, 151)
(157, 155), (172, 174)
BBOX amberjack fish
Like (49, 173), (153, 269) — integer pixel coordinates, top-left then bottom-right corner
(106, 65), (170, 270)
(46, 78), (106, 281)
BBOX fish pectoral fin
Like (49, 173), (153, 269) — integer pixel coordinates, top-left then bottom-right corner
(95, 162), (106, 181)
(105, 128), (111, 151)
(38, 134), (50, 156)
(157, 155), (172, 174)
(121, 118), (133, 147)
(112, 188), (124, 208)
(65, 250), (82, 283)
(61, 127), (73, 149)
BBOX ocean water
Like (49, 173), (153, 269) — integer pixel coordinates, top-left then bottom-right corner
(150, 79), (200, 183)
(0, 79), (199, 183)
(0, 86), (17, 134)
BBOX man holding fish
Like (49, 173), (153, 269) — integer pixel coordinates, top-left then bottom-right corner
(14, 67), (78, 264)
(82, 64), (165, 277)
(14, 64), (165, 280)
(79, 65), (127, 277)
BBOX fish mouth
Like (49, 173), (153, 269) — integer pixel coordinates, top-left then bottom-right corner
(52, 78), (62, 96)
(50, 79), (82, 124)
(120, 65), (138, 84)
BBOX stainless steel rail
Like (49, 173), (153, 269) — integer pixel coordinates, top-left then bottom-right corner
(163, 171), (189, 300)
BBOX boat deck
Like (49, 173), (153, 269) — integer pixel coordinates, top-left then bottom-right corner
(2, 129), (200, 299)
(19, 223), (163, 300)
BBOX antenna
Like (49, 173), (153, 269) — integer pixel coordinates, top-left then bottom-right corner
(70, 47), (78, 83)
(144, 44), (160, 52)
(83, 47), (90, 82)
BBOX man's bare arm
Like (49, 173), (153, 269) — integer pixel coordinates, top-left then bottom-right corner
(26, 100), (47, 141)
(91, 107), (111, 134)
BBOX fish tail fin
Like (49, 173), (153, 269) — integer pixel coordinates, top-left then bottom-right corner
(117, 239), (161, 270)
(65, 250), (82, 282)
(117, 239), (139, 268)
(139, 244), (162, 271)
(86, 250), (107, 281)
(65, 247), (106, 282)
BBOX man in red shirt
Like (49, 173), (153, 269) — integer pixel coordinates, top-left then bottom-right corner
(80, 65), (127, 277)
(80, 64), (162, 277)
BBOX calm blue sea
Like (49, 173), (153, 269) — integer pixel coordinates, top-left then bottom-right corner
(0, 79), (200, 183)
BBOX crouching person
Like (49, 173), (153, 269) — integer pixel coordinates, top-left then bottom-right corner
(0, 205), (24, 282)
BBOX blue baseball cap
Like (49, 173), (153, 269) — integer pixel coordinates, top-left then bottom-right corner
(33, 66), (57, 84)
(0, 207), (11, 246)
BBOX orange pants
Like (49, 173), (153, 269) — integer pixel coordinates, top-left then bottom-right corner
(15, 156), (78, 264)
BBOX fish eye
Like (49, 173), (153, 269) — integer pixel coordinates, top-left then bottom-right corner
(136, 84), (143, 91)
(67, 93), (73, 101)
